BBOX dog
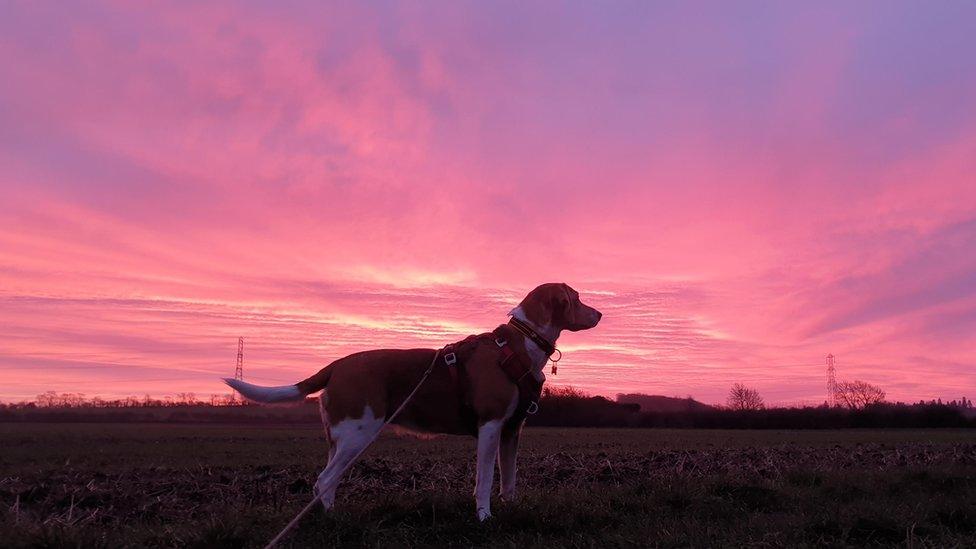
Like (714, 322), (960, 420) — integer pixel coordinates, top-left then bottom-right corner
(225, 282), (601, 521)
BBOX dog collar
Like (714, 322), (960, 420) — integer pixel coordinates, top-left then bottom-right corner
(508, 316), (556, 357)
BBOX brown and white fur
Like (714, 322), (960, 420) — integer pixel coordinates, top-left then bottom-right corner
(224, 283), (601, 521)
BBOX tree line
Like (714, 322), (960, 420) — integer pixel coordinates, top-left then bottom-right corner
(25, 391), (247, 408)
(725, 380), (898, 411)
(2, 385), (973, 429)
(528, 386), (975, 429)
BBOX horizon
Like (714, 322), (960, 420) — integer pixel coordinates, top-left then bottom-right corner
(12, 386), (971, 410)
(2, 2), (976, 405)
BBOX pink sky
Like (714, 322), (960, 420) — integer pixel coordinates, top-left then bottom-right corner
(2, 2), (975, 405)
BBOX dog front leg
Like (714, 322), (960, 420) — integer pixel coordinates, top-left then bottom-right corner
(497, 422), (521, 501)
(475, 419), (503, 521)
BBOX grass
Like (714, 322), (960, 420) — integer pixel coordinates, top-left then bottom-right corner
(1, 423), (974, 547)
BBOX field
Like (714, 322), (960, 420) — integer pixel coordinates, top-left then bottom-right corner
(2, 424), (975, 547)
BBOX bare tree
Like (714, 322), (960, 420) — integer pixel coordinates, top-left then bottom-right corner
(727, 383), (765, 410)
(35, 391), (58, 407)
(835, 380), (886, 409)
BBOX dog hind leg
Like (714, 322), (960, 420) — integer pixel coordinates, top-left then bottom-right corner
(319, 394), (337, 465)
(313, 406), (384, 510)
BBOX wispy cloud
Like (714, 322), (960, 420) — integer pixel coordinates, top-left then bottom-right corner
(1, 1), (974, 404)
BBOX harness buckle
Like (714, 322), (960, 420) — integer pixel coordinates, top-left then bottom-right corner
(494, 337), (507, 347)
(444, 352), (457, 366)
(526, 401), (539, 415)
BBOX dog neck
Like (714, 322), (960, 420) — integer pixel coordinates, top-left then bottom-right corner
(508, 306), (560, 382)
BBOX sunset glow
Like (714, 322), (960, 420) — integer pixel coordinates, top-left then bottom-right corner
(2, 2), (975, 404)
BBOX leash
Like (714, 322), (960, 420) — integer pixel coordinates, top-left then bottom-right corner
(263, 349), (442, 549)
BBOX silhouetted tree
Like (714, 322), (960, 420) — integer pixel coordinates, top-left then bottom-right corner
(35, 391), (58, 407)
(835, 380), (886, 409)
(727, 383), (765, 410)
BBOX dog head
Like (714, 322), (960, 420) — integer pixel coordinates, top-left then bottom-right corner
(512, 283), (602, 333)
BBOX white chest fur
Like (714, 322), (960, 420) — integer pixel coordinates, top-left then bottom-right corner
(508, 306), (559, 382)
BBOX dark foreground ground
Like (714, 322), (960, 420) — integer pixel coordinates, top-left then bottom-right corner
(1, 424), (975, 548)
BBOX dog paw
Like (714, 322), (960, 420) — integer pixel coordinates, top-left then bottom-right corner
(477, 507), (492, 521)
(317, 495), (334, 511)
(500, 489), (516, 502)
(313, 484), (334, 511)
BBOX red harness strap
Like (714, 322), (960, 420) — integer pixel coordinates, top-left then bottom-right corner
(441, 333), (489, 389)
(441, 327), (543, 431)
(495, 343), (524, 380)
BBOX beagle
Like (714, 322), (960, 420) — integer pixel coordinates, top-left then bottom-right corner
(225, 283), (601, 520)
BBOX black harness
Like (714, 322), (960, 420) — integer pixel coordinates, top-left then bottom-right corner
(441, 323), (546, 434)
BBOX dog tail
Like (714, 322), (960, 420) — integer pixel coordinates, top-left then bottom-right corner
(222, 364), (334, 404)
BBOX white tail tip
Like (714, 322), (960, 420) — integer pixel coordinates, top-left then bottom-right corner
(222, 378), (303, 404)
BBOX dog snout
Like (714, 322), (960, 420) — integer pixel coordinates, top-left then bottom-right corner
(581, 305), (602, 328)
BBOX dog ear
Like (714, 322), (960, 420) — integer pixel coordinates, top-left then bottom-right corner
(519, 291), (553, 327)
(554, 285), (576, 326)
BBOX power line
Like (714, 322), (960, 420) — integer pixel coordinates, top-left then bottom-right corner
(235, 337), (244, 381)
(230, 336), (245, 403)
(826, 353), (837, 407)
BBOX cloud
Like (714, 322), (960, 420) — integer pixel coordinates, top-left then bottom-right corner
(1, 1), (975, 404)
